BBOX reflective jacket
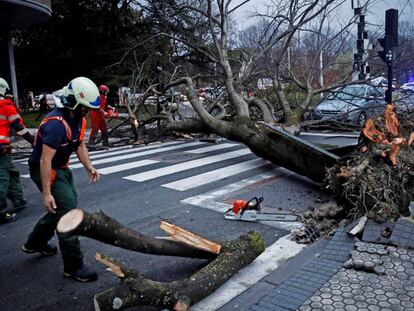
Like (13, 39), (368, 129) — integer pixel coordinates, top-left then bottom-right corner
(90, 95), (107, 119)
(0, 98), (22, 144)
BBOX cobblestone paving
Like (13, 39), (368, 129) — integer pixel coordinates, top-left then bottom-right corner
(299, 241), (414, 311)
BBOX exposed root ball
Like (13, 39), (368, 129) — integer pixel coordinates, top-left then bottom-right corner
(327, 110), (414, 222)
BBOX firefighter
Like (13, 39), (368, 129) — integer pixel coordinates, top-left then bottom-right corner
(22, 77), (101, 282)
(88, 84), (110, 147)
(0, 78), (34, 224)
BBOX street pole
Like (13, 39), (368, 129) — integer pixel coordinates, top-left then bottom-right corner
(378, 9), (398, 104)
(387, 61), (393, 103)
(352, 0), (370, 82)
(319, 51), (323, 98)
(7, 32), (18, 104)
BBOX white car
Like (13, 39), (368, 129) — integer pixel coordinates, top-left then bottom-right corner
(400, 82), (414, 93)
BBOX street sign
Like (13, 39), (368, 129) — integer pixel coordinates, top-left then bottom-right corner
(257, 78), (273, 90)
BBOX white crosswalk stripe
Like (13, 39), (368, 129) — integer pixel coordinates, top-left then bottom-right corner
(123, 149), (251, 182)
(184, 143), (237, 154)
(98, 159), (159, 175)
(19, 141), (279, 197)
(70, 141), (204, 169)
(162, 158), (269, 191)
(14, 144), (133, 163)
(70, 141), (180, 164)
(20, 141), (203, 178)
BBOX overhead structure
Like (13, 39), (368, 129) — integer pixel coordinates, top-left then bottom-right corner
(0, 0), (52, 102)
(351, 0), (371, 81)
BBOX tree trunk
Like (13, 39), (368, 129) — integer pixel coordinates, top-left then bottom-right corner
(93, 232), (265, 311)
(208, 117), (338, 183)
(57, 209), (216, 259)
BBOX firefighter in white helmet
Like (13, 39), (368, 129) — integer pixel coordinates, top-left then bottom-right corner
(0, 77), (34, 224)
(23, 77), (101, 282)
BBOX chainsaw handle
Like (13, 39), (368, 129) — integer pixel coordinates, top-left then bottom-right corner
(239, 196), (263, 217)
(247, 196), (263, 207)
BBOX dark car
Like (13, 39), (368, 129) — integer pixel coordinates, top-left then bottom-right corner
(312, 84), (385, 126)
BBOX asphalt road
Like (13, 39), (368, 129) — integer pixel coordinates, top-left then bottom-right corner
(0, 139), (330, 311)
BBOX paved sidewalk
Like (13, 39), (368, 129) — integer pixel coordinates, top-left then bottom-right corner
(221, 223), (414, 311)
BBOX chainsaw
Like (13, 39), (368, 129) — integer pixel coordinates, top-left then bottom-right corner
(224, 196), (301, 222)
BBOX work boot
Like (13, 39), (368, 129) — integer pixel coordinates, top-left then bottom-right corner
(63, 266), (98, 282)
(102, 133), (110, 147)
(0, 212), (17, 224)
(22, 243), (58, 256)
(7, 199), (27, 213)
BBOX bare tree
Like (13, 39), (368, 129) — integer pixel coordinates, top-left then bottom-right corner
(116, 0), (413, 183)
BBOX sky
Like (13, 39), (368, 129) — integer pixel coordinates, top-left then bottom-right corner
(232, 0), (413, 29)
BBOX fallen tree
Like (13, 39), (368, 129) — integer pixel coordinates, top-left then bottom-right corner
(57, 209), (265, 311)
(115, 0), (371, 183)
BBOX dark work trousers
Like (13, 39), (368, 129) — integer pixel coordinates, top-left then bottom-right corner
(26, 168), (83, 272)
(0, 154), (25, 216)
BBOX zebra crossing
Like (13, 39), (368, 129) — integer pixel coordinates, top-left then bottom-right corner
(16, 139), (305, 309)
(18, 140), (280, 196)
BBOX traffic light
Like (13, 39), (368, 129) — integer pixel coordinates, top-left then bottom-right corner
(378, 36), (392, 63)
(378, 9), (398, 64)
(385, 9), (398, 47)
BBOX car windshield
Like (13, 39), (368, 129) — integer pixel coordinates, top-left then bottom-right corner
(327, 86), (364, 100)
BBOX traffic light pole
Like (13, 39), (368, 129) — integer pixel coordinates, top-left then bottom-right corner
(378, 9), (398, 104)
(386, 62), (393, 103)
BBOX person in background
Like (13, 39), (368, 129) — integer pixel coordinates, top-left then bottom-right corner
(88, 84), (111, 147)
(35, 93), (49, 121)
(22, 77), (101, 282)
(0, 78), (34, 224)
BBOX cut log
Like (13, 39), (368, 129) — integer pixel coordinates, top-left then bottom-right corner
(57, 209), (216, 259)
(160, 221), (221, 254)
(93, 231), (265, 311)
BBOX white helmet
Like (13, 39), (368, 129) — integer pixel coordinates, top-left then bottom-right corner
(0, 78), (10, 96)
(61, 77), (100, 110)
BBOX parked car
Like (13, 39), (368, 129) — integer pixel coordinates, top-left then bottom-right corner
(312, 84), (385, 126)
(400, 82), (414, 93)
(371, 77), (396, 91)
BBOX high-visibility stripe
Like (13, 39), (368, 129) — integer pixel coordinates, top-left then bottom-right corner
(0, 135), (10, 141)
(123, 149), (251, 182)
(80, 117), (87, 141)
(8, 114), (20, 121)
(0, 115), (7, 120)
